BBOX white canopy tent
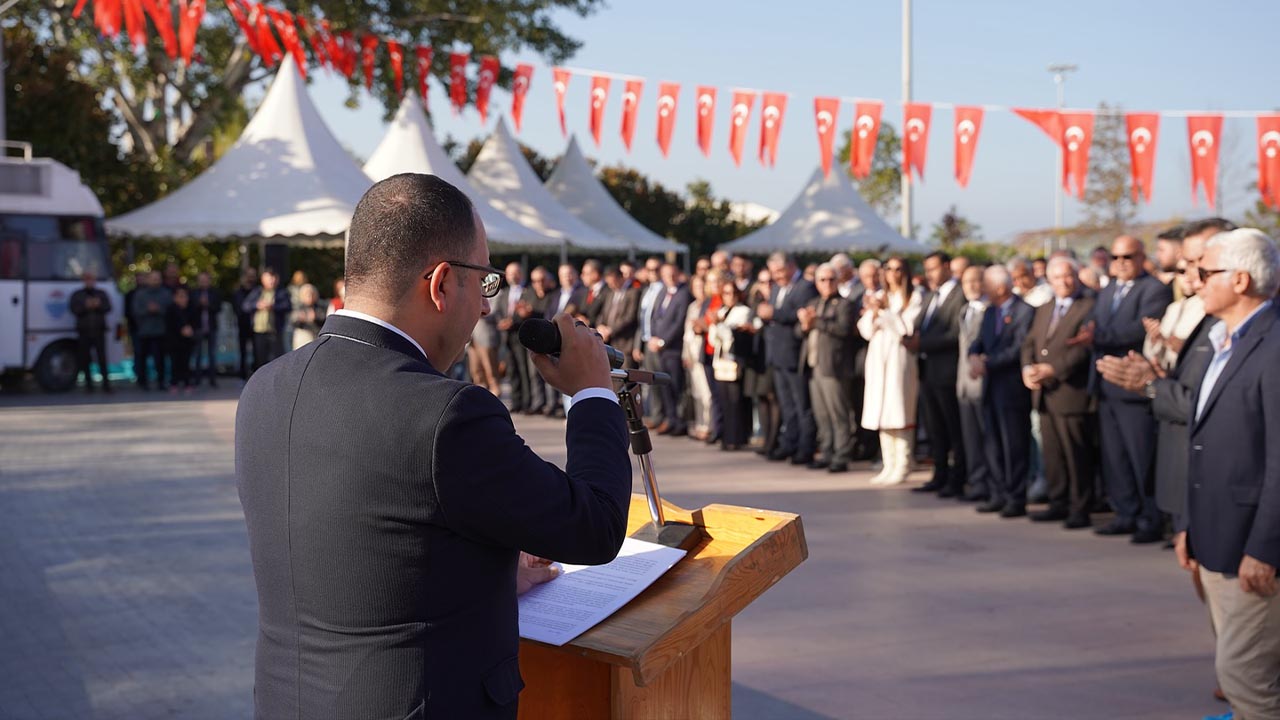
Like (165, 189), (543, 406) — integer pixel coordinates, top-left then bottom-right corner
(363, 95), (562, 251)
(108, 64), (370, 247)
(544, 137), (686, 256)
(720, 168), (930, 256)
(467, 119), (632, 255)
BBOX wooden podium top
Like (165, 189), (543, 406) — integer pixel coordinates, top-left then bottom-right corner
(527, 494), (807, 687)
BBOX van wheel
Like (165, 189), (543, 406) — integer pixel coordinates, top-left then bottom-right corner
(35, 341), (79, 393)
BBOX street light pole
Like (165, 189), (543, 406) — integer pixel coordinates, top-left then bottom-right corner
(901, 0), (913, 240)
(1047, 63), (1077, 251)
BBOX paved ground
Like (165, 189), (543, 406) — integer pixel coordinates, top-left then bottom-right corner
(0, 384), (1224, 719)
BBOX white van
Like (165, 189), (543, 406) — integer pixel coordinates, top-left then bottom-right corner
(0, 144), (125, 391)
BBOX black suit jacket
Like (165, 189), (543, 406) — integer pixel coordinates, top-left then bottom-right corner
(1186, 306), (1280, 574)
(1020, 294), (1096, 415)
(241, 287), (292, 335)
(236, 314), (631, 720)
(917, 281), (966, 386)
(649, 285), (691, 353)
(545, 284), (588, 320)
(802, 295), (857, 379)
(764, 278), (819, 371)
(599, 286), (641, 355)
(189, 287), (222, 334)
(969, 297), (1035, 409)
(1151, 315), (1218, 518)
(1090, 273), (1173, 401)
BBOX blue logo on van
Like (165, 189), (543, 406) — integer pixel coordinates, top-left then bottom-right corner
(46, 289), (67, 319)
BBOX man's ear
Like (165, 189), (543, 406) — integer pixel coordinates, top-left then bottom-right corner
(426, 264), (449, 313)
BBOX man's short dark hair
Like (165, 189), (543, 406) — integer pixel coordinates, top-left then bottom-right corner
(924, 250), (951, 264)
(603, 265), (621, 278)
(581, 258), (603, 275)
(1184, 217), (1238, 238)
(345, 173), (477, 303)
(1156, 224), (1187, 242)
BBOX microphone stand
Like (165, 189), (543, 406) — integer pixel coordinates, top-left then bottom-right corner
(613, 374), (703, 551)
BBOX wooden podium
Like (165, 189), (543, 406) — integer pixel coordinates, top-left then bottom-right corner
(518, 494), (807, 719)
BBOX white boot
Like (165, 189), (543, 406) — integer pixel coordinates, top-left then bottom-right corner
(880, 429), (911, 485)
(869, 430), (893, 485)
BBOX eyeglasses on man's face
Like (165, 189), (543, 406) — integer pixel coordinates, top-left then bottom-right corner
(1196, 267), (1230, 284)
(423, 261), (504, 298)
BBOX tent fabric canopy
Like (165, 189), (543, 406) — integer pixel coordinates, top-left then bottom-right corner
(363, 95), (561, 251)
(544, 137), (686, 255)
(467, 119), (633, 254)
(108, 64), (370, 246)
(720, 168), (929, 255)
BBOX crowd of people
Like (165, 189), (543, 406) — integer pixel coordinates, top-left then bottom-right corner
(477, 219), (1279, 719)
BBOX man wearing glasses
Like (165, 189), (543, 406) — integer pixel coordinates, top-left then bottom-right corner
(236, 174), (631, 720)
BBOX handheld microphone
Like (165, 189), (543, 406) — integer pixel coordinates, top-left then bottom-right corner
(518, 318), (627, 369)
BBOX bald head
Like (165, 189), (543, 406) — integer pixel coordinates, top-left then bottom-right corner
(1110, 235), (1144, 282)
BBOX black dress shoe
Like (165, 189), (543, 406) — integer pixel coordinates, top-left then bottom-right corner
(705, 435), (722, 445)
(937, 486), (960, 499)
(961, 491), (989, 503)
(1063, 513), (1092, 530)
(977, 499), (1006, 513)
(806, 460), (829, 470)
(827, 463), (848, 473)
(1131, 526), (1164, 544)
(790, 456), (814, 466)
(1094, 519), (1136, 536)
(668, 427), (688, 438)
(767, 449), (792, 462)
(1000, 504), (1027, 519)
(912, 480), (944, 493)
(1027, 492), (1050, 504)
(1030, 508), (1069, 523)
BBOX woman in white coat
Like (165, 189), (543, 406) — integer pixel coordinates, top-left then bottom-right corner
(857, 257), (923, 485)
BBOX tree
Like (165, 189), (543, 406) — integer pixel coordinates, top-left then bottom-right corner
(929, 205), (982, 249)
(1081, 102), (1138, 234)
(448, 136), (553, 179)
(671, 180), (765, 259)
(597, 165), (685, 237)
(836, 122), (902, 220)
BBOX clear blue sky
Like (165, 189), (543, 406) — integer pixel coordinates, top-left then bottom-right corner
(301, 0), (1280, 242)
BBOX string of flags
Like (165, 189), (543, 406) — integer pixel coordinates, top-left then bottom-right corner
(70, 0), (1280, 210)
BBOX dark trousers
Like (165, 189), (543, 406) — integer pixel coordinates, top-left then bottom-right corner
(193, 331), (218, 384)
(1040, 410), (1095, 517)
(77, 334), (109, 388)
(136, 336), (166, 388)
(238, 326), (254, 379)
(1098, 399), (1159, 529)
(920, 376), (966, 490)
(715, 376), (751, 448)
(772, 365), (815, 460)
(252, 332), (283, 371)
(643, 347), (667, 421)
(982, 396), (1031, 506)
(505, 337), (531, 411)
(658, 349), (686, 431)
(958, 396), (993, 496)
(701, 356), (723, 439)
(169, 338), (193, 387)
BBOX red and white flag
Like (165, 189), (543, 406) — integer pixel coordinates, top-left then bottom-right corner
(655, 82), (680, 157)
(267, 9), (304, 78)
(178, 0), (205, 65)
(620, 80), (643, 152)
(296, 16), (327, 71)
(1257, 115), (1280, 209)
(223, 0), (256, 57)
(1188, 114), (1223, 207)
(758, 92), (787, 167)
(1013, 107), (1062, 142)
(1060, 111), (1094, 200)
(449, 51), (468, 114)
(511, 63), (533, 132)
(386, 41), (404, 97)
(414, 46), (433, 106)
(813, 97), (840, 178)
(251, 4), (282, 68)
(553, 68), (571, 136)
(589, 75), (611, 146)
(953, 106), (983, 188)
(1125, 112), (1160, 203)
(139, 0), (177, 58)
(902, 102), (932, 182)
(122, 0), (147, 50)
(335, 31), (356, 79)
(850, 101), (882, 179)
(360, 35), (379, 90)
(475, 56), (499, 122)
(695, 86), (716, 157)
(728, 91), (755, 167)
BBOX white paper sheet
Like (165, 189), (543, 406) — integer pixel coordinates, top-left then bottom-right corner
(518, 538), (687, 646)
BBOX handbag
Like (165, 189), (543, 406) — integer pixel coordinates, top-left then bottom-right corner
(711, 340), (740, 382)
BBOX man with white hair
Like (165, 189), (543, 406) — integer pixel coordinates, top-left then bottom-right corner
(1177, 228), (1280, 720)
(829, 253), (857, 298)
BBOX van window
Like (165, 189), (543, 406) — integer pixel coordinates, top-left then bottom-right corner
(0, 214), (109, 280)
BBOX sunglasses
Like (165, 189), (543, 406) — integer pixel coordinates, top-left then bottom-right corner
(1196, 267), (1229, 283)
(424, 261), (504, 298)
(1112, 253), (1139, 261)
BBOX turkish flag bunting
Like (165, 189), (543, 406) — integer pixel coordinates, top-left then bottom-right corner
(1188, 114), (1223, 207)
(758, 93), (787, 167)
(336, 31), (356, 79)
(223, 1), (256, 55)
(1013, 108), (1062, 142)
(122, 0), (147, 50)
(360, 35), (379, 90)
(620, 80), (643, 152)
(178, 0), (206, 65)
(386, 41), (404, 97)
(511, 63), (533, 131)
(298, 17), (328, 70)
(140, 0), (178, 59)
(269, 9), (306, 79)
(850, 101), (882, 180)
(1060, 111), (1094, 200)
(553, 68), (571, 136)
(953, 106), (983, 188)
(93, 0), (123, 38)
(414, 46), (432, 106)
(902, 102), (932, 182)
(695, 86), (716, 157)
(251, 5), (282, 68)
(589, 75), (611, 147)
(813, 97), (840, 178)
(655, 82), (680, 157)
(727, 91), (755, 167)
(1125, 112), (1160, 203)
(449, 52), (468, 113)
(476, 56), (499, 122)
(1257, 115), (1280, 209)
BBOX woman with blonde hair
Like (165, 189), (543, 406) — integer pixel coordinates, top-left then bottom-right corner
(857, 257), (923, 485)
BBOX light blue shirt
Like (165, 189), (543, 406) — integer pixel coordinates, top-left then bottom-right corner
(639, 281), (664, 341)
(1195, 300), (1272, 422)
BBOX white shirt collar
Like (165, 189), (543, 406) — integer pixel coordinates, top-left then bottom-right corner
(332, 309), (429, 362)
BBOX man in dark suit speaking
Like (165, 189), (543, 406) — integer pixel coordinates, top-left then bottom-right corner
(236, 174), (632, 720)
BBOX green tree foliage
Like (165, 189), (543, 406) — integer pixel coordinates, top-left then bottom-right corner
(449, 136), (553, 180)
(670, 180), (766, 259)
(596, 165), (685, 237)
(1081, 102), (1138, 234)
(928, 205), (982, 250)
(836, 122), (903, 221)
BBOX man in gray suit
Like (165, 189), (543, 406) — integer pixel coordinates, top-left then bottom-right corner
(956, 265), (993, 502)
(798, 263), (858, 473)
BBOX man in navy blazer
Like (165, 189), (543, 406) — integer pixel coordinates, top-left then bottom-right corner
(967, 265), (1035, 517)
(647, 262), (692, 436)
(1176, 228), (1280, 720)
(1087, 235), (1172, 543)
(236, 174), (631, 720)
(758, 252), (820, 464)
